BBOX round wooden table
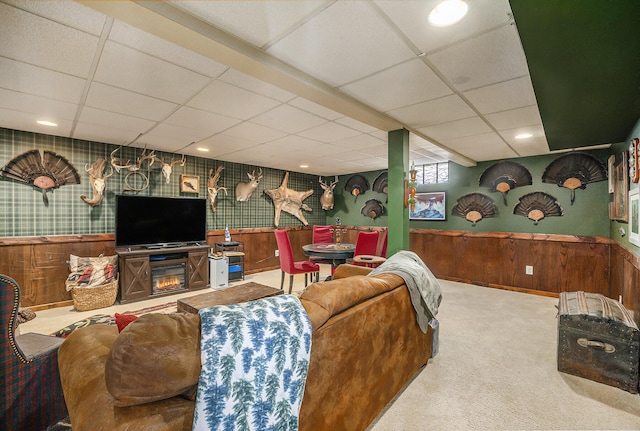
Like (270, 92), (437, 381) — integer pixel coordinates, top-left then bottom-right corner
(302, 243), (355, 275)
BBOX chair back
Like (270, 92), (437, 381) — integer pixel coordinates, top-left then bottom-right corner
(354, 231), (380, 256)
(312, 225), (333, 244)
(274, 229), (296, 273)
(377, 228), (388, 257)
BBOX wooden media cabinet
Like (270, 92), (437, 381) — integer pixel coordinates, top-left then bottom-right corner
(116, 244), (210, 304)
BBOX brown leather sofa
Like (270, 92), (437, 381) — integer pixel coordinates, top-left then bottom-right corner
(58, 264), (434, 431)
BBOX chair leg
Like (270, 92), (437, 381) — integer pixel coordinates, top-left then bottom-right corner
(304, 273), (308, 287)
(280, 271), (285, 290)
(289, 275), (294, 294)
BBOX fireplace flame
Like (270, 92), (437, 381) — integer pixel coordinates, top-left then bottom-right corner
(154, 276), (182, 292)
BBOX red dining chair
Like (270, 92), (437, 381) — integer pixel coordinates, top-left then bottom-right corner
(352, 230), (384, 267)
(376, 227), (388, 259)
(274, 229), (320, 294)
(309, 225), (334, 269)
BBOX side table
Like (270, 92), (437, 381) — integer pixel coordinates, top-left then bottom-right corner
(177, 282), (282, 314)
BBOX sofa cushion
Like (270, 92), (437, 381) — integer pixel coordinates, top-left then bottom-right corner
(105, 313), (201, 407)
(300, 273), (404, 330)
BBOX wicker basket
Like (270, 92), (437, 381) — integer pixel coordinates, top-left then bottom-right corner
(67, 276), (119, 312)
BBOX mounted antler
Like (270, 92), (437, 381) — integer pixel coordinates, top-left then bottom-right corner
(319, 175), (339, 210)
(110, 147), (133, 173)
(80, 158), (113, 207)
(110, 146), (157, 192)
(159, 154), (186, 184)
(236, 167), (263, 201)
(207, 166), (227, 212)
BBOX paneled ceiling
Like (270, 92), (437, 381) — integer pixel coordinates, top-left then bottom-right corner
(1, 0), (637, 175)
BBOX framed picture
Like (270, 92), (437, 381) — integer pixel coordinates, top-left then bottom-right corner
(180, 174), (200, 194)
(608, 155), (615, 193)
(629, 188), (640, 246)
(410, 192), (446, 220)
(612, 151), (629, 222)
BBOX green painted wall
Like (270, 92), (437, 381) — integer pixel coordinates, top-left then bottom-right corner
(328, 150), (611, 237)
(0, 128), (326, 237)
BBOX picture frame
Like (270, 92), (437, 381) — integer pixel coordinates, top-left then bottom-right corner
(180, 174), (200, 194)
(608, 155), (615, 193)
(612, 151), (629, 222)
(629, 188), (640, 246)
(410, 191), (446, 220)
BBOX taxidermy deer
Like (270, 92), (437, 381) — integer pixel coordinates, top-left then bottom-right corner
(155, 154), (186, 183)
(207, 166), (227, 212)
(80, 158), (113, 207)
(319, 176), (338, 210)
(236, 168), (263, 201)
(110, 146), (158, 192)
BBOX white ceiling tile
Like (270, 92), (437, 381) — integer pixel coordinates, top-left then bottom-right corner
(141, 123), (214, 150)
(108, 21), (229, 78)
(485, 105), (542, 131)
(196, 134), (258, 156)
(427, 25), (529, 92)
(298, 122), (362, 143)
(268, 1), (415, 86)
(341, 59), (452, 111)
(73, 121), (143, 145)
(288, 97), (343, 120)
(442, 132), (517, 161)
(94, 41), (210, 103)
(511, 136), (551, 157)
(463, 77), (537, 114)
(3, 0), (107, 35)
(164, 106), (241, 135)
(251, 105), (327, 134)
(188, 81), (281, 120)
(0, 107), (72, 137)
(77, 106), (155, 132)
(498, 124), (548, 147)
(374, 0), (513, 54)
(171, 1), (329, 48)
(387, 94), (476, 128)
(264, 134), (324, 151)
(0, 88), (78, 121)
(85, 82), (178, 121)
(0, 2), (98, 77)
(219, 69), (296, 103)
(335, 116), (380, 134)
(0, 57), (86, 103)
(417, 116), (492, 141)
(222, 122), (287, 143)
(330, 133), (386, 151)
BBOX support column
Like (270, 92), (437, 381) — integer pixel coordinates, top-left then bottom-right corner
(387, 129), (410, 255)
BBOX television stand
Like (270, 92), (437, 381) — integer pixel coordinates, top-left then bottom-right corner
(116, 244), (210, 304)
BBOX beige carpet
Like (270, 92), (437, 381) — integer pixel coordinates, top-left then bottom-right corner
(368, 280), (640, 430)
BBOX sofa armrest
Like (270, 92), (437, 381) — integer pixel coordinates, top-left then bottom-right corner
(332, 264), (373, 279)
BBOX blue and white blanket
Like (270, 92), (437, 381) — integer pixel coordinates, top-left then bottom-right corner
(368, 250), (442, 333)
(193, 295), (312, 431)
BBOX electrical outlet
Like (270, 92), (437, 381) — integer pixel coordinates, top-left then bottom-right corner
(525, 265), (533, 275)
(275, 249), (279, 257)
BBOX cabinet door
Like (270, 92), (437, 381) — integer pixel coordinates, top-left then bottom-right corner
(188, 250), (209, 289)
(120, 256), (151, 302)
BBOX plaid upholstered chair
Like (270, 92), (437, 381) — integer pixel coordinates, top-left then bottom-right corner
(0, 274), (67, 431)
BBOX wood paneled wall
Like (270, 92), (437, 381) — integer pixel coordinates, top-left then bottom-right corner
(2, 227), (639, 325)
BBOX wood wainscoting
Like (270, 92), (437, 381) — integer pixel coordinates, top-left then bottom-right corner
(3, 227), (639, 324)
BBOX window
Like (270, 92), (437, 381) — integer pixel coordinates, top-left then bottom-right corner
(414, 162), (449, 184)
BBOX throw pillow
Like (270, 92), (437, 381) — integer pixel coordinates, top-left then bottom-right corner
(114, 313), (138, 332)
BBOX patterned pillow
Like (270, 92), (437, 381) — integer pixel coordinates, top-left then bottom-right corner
(67, 254), (118, 287)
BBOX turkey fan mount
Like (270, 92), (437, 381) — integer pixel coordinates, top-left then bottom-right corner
(542, 152), (607, 204)
(344, 174), (369, 201)
(479, 160), (532, 205)
(0, 149), (81, 206)
(513, 192), (563, 225)
(452, 193), (498, 226)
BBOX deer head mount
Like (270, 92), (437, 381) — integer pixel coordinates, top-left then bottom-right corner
(110, 146), (159, 192)
(264, 172), (313, 226)
(319, 176), (338, 210)
(158, 154), (186, 184)
(80, 158), (114, 207)
(207, 166), (227, 212)
(236, 168), (263, 201)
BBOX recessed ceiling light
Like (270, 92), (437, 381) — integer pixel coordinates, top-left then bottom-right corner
(196, 147), (209, 152)
(515, 133), (533, 139)
(37, 120), (58, 127)
(300, 164), (309, 169)
(429, 0), (468, 27)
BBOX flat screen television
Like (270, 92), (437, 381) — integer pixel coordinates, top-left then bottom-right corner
(115, 195), (207, 249)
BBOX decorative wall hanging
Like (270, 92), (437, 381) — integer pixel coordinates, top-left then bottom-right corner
(513, 192), (563, 225)
(110, 146), (160, 192)
(180, 175), (200, 193)
(410, 192), (446, 221)
(611, 151), (629, 222)
(629, 188), (640, 246)
(236, 168), (263, 201)
(372, 171), (388, 195)
(345, 174), (369, 201)
(360, 199), (384, 219)
(0, 149), (81, 206)
(541, 152), (607, 204)
(80, 158), (113, 207)
(319, 176), (338, 210)
(404, 166), (417, 211)
(451, 192), (497, 226)
(264, 172), (313, 226)
(629, 138), (639, 184)
(207, 166), (227, 212)
(158, 154), (186, 183)
(479, 160), (532, 205)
